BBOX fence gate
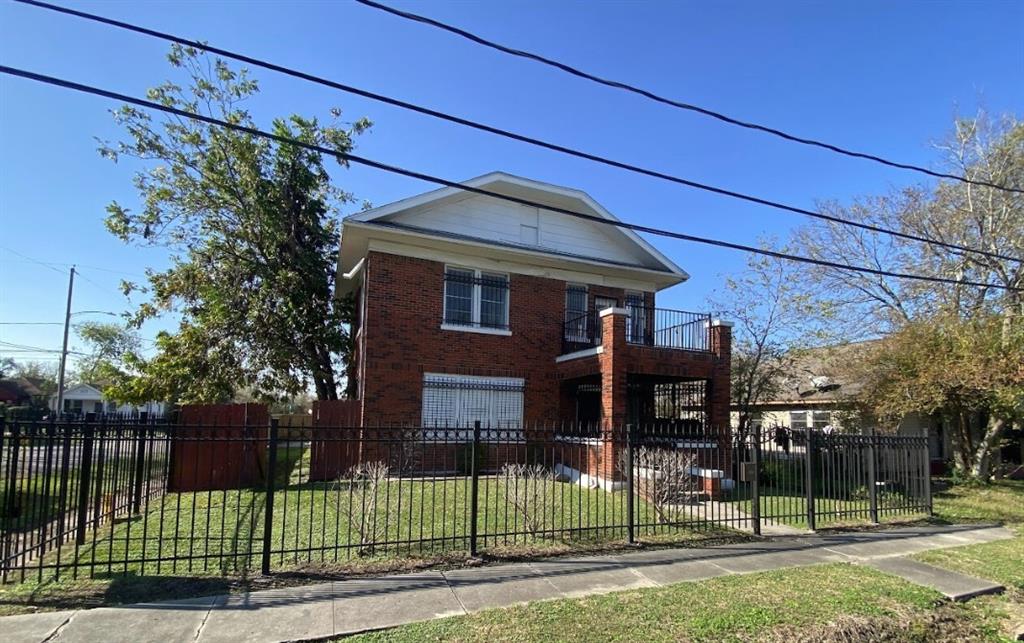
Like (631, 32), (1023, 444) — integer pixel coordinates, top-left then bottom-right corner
(752, 426), (932, 531)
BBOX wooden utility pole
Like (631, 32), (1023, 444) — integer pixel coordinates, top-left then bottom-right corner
(55, 266), (75, 415)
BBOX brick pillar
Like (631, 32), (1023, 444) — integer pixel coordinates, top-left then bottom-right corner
(598, 307), (629, 482)
(707, 319), (732, 430)
(708, 319), (733, 481)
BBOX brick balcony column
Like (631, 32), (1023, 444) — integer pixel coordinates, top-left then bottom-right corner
(598, 307), (629, 482)
(707, 319), (734, 479)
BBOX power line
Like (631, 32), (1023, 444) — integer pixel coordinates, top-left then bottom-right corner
(2, 65), (1020, 295)
(0, 340), (86, 356)
(0, 322), (64, 326)
(354, 0), (1023, 196)
(0, 245), (67, 276)
(1, 258), (147, 278)
(10, 0), (1020, 266)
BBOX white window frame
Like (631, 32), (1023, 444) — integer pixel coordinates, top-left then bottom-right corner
(790, 410), (808, 430)
(441, 265), (511, 335)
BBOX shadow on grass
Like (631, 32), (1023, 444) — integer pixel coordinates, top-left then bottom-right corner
(0, 571), (236, 614)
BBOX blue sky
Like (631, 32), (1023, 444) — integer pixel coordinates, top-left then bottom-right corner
(1, 0), (1022, 367)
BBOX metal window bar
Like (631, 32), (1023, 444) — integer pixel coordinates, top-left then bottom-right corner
(443, 270), (510, 330)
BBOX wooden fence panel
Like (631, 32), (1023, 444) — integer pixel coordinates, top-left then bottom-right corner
(169, 403), (269, 491)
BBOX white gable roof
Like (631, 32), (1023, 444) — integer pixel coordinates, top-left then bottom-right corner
(58, 383), (104, 400)
(343, 172), (687, 281)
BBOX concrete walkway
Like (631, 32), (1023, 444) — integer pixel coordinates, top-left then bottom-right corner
(3, 524), (1012, 643)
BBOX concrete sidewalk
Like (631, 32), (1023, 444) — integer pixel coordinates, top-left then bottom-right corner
(3, 524), (1012, 643)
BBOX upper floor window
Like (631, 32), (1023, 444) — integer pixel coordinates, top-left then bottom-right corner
(625, 292), (647, 343)
(443, 266), (509, 330)
(564, 285), (588, 341)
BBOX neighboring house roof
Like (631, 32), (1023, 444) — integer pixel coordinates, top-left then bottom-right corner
(0, 377), (43, 403)
(745, 342), (877, 409)
(50, 383), (105, 402)
(337, 172), (689, 296)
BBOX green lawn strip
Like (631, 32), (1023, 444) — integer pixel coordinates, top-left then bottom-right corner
(915, 480), (1024, 592)
(44, 478), (715, 574)
(342, 564), (953, 643)
(930, 479), (1024, 525)
(1, 456), (165, 532)
(729, 489), (925, 530)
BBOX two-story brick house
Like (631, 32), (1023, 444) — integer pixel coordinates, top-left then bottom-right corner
(332, 172), (731, 484)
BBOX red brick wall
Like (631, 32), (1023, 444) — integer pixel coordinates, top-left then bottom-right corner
(358, 251), (638, 425)
(353, 251), (732, 481)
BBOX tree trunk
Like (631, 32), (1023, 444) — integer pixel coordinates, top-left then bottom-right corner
(971, 416), (1007, 480)
(950, 411), (973, 474)
(310, 344), (338, 401)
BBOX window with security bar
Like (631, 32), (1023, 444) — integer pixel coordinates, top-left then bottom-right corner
(443, 267), (509, 330)
(564, 285), (588, 342)
(422, 373), (525, 439)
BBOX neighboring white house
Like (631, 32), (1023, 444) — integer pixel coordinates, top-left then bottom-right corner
(729, 343), (953, 469)
(49, 383), (166, 416)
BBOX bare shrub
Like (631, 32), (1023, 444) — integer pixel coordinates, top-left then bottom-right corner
(499, 463), (557, 536)
(619, 446), (699, 523)
(334, 460), (389, 554)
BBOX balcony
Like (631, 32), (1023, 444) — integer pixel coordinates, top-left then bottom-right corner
(562, 307), (712, 355)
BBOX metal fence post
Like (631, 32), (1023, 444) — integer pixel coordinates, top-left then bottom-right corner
(261, 419), (279, 575)
(922, 427), (933, 516)
(131, 412), (149, 514)
(626, 423), (635, 544)
(56, 419), (72, 544)
(75, 413), (96, 545)
(866, 427), (879, 523)
(804, 428), (816, 531)
(1, 418), (19, 582)
(751, 424), (761, 536)
(469, 420), (481, 557)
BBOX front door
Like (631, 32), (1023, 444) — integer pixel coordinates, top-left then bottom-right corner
(594, 297), (617, 344)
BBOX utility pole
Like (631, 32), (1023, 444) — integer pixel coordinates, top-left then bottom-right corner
(55, 266), (75, 416)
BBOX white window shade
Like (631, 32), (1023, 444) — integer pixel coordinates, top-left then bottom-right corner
(422, 373), (525, 439)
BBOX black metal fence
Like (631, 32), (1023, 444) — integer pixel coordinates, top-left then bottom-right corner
(1, 415), (930, 584)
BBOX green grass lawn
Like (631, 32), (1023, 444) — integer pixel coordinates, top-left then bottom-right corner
(4, 442), (730, 583)
(0, 455), (165, 533)
(0, 457), (734, 614)
(729, 488), (929, 530)
(30, 476), (723, 580)
(343, 564), (999, 643)
(335, 478), (1024, 642)
(915, 479), (1024, 592)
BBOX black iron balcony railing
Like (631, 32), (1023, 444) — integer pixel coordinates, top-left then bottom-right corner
(561, 307), (712, 354)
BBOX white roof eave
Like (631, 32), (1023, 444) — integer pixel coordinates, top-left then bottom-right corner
(344, 172), (688, 280)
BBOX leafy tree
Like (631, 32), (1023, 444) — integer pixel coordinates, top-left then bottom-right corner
(853, 313), (1023, 478)
(793, 114), (1023, 332)
(73, 321), (140, 386)
(0, 357), (14, 379)
(709, 252), (826, 438)
(99, 45), (370, 402)
(9, 360), (59, 398)
(790, 113), (1023, 479)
